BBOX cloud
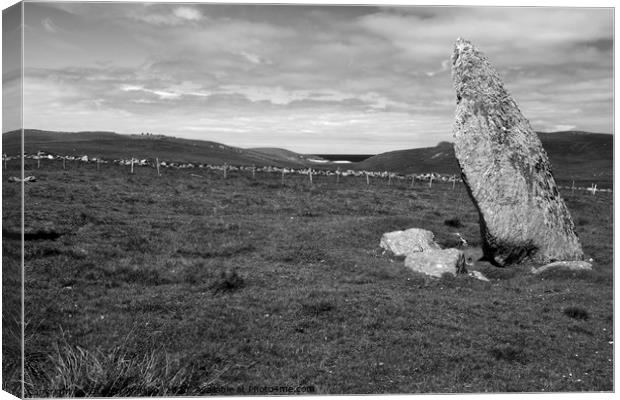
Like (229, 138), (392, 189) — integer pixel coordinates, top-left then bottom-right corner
(41, 17), (59, 33)
(356, 8), (613, 69)
(173, 7), (203, 21)
(214, 85), (412, 111)
(130, 5), (205, 26)
(239, 50), (267, 65)
(540, 124), (578, 133)
(121, 84), (180, 100)
(425, 59), (451, 77)
(120, 81), (212, 100)
(19, 3), (614, 152)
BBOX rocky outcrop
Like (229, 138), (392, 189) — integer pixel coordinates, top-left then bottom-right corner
(380, 228), (490, 280)
(467, 270), (490, 282)
(404, 248), (467, 278)
(451, 38), (584, 267)
(531, 260), (592, 275)
(379, 228), (440, 257)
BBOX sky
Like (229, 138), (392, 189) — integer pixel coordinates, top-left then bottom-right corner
(2, 1), (615, 153)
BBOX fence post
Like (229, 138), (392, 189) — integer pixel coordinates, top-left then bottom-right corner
(571, 180), (575, 195)
(252, 165), (256, 179)
(452, 175), (456, 190)
(63, 157), (66, 170)
(223, 164), (228, 179)
(429, 175), (433, 188)
(131, 156), (134, 174)
(366, 172), (370, 186)
(156, 157), (160, 176)
(96, 157), (100, 171)
(410, 176), (414, 188)
(336, 168), (340, 184)
(282, 169), (285, 185)
(388, 174), (392, 186)
(308, 169), (313, 185)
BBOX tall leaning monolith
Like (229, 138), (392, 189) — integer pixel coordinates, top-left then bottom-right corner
(451, 38), (584, 267)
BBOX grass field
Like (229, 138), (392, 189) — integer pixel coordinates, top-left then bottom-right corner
(2, 158), (613, 396)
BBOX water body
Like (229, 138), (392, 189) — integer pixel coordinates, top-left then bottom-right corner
(315, 154), (374, 163)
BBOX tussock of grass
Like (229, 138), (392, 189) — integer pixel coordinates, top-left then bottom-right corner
(300, 300), (335, 317)
(563, 306), (589, 320)
(489, 345), (527, 364)
(444, 217), (463, 228)
(210, 269), (245, 294)
(2, 316), (22, 396)
(28, 335), (198, 397)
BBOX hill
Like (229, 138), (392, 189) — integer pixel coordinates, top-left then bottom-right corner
(354, 141), (459, 175)
(250, 147), (329, 165)
(2, 129), (612, 184)
(2, 129), (314, 168)
(355, 131), (613, 184)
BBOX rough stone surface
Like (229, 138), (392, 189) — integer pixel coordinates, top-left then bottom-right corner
(468, 270), (490, 282)
(404, 248), (466, 278)
(531, 260), (592, 275)
(380, 228), (440, 257)
(451, 38), (584, 267)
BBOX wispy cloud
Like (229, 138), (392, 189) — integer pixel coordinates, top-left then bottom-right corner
(173, 6), (203, 21)
(41, 17), (59, 33)
(129, 4), (205, 26)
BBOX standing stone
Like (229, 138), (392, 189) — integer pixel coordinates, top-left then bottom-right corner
(451, 38), (584, 267)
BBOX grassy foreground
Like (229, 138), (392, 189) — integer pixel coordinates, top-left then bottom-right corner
(3, 159), (613, 395)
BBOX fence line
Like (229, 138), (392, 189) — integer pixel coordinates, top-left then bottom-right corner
(9, 152), (612, 196)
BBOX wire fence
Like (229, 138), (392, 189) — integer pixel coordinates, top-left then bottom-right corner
(4, 152), (613, 197)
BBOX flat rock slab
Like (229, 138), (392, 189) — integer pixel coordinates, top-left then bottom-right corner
(451, 38), (584, 266)
(531, 261), (592, 275)
(468, 270), (490, 282)
(380, 228), (440, 257)
(404, 248), (466, 278)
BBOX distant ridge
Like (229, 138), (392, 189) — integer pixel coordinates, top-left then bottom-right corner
(2, 129), (316, 168)
(2, 129), (612, 184)
(355, 131), (612, 184)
